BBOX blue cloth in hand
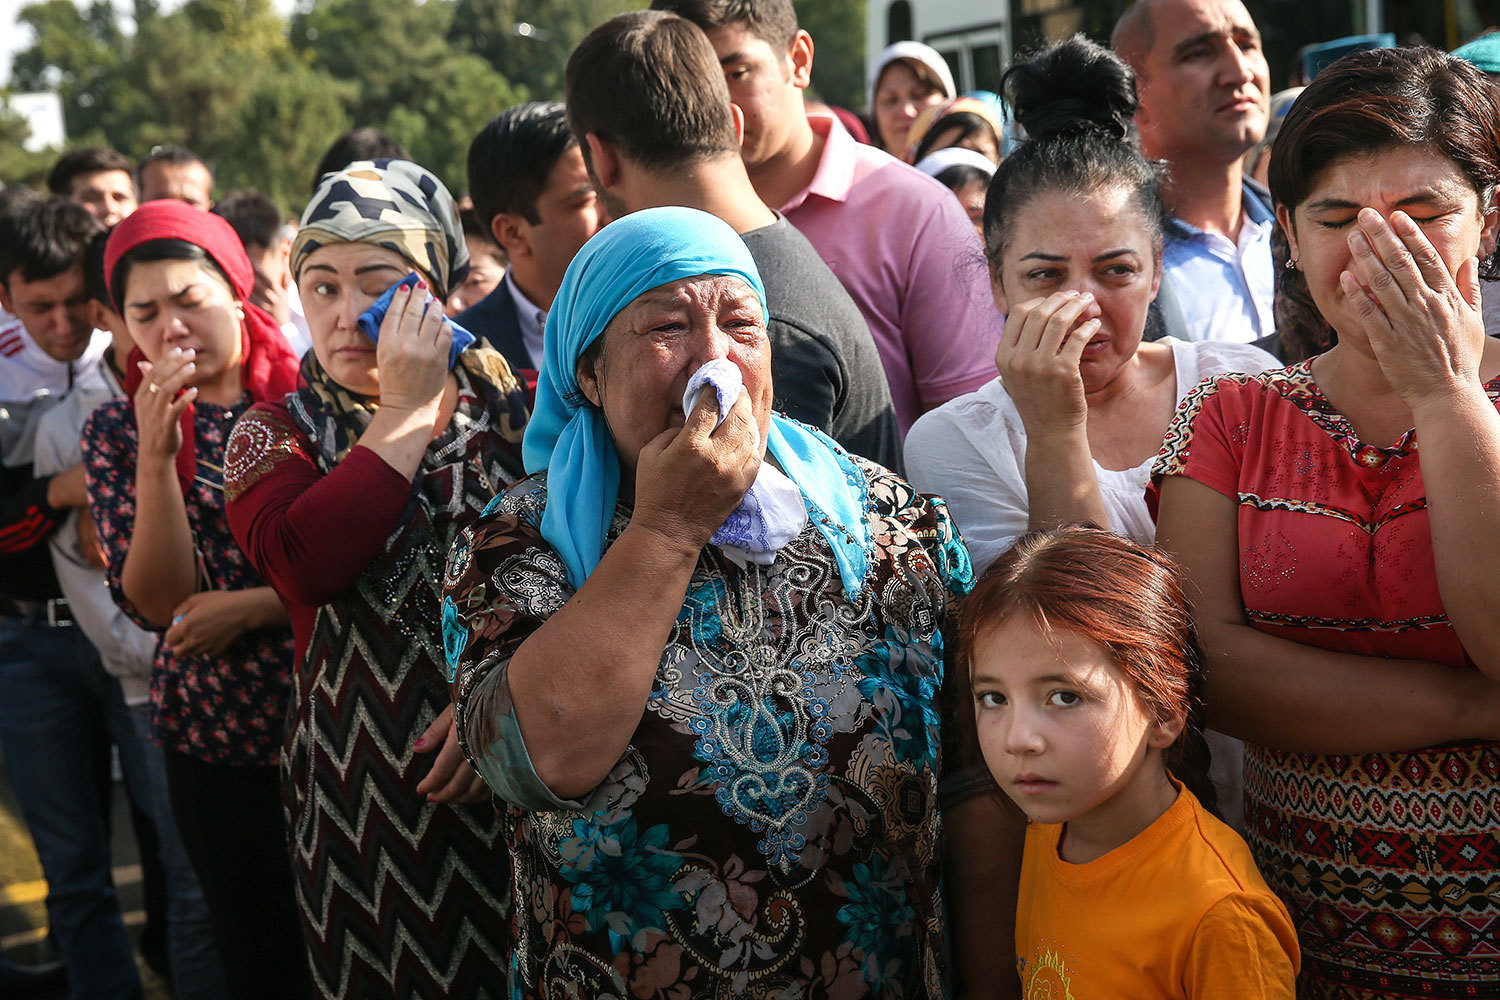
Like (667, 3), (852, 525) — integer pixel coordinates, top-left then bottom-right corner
(356, 272), (475, 368)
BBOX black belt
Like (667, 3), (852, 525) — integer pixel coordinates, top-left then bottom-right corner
(0, 596), (74, 627)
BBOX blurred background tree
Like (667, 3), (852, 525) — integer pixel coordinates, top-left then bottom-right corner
(2, 0), (867, 209)
(2, 0), (648, 212)
(796, 0), (867, 111)
(450, 0), (646, 100)
(0, 95), (55, 187)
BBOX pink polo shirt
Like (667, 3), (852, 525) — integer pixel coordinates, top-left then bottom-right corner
(781, 115), (1002, 435)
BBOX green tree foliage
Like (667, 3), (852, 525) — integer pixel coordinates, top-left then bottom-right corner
(796, 0), (867, 112)
(9, 0), (125, 141)
(8, 0), (351, 212)
(291, 0), (524, 197)
(2, 0), (541, 211)
(225, 58), (353, 207)
(0, 97), (56, 189)
(449, 0), (647, 101)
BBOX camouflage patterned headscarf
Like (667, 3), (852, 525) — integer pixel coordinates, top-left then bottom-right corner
(291, 158), (470, 299)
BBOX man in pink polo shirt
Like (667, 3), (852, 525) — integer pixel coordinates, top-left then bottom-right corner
(652, 0), (1002, 435)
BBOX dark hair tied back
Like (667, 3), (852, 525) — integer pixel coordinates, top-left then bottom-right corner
(983, 34), (1166, 271)
(1007, 36), (1138, 145)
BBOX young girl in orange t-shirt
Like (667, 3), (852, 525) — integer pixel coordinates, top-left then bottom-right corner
(961, 526), (1299, 999)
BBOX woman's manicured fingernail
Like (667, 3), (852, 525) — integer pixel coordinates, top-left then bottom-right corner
(413, 737), (426, 749)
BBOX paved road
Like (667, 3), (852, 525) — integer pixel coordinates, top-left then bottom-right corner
(0, 762), (172, 999)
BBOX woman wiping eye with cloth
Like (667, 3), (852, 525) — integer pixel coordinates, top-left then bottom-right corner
(222, 158), (530, 1000)
(441, 206), (987, 998)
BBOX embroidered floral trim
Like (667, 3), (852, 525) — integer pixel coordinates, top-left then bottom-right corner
(223, 408), (308, 502)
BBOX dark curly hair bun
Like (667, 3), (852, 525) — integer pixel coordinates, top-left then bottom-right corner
(982, 33), (1164, 268)
(1007, 34), (1138, 145)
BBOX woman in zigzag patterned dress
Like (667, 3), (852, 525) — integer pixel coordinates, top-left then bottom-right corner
(224, 159), (530, 999)
(1153, 49), (1500, 1000)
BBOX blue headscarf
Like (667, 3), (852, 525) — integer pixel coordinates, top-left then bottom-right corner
(522, 207), (871, 597)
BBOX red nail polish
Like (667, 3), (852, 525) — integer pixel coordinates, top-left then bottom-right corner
(416, 279), (427, 290)
(413, 737), (426, 749)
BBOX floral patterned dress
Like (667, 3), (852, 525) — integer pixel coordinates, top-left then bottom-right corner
(83, 395), (294, 765)
(443, 460), (973, 999)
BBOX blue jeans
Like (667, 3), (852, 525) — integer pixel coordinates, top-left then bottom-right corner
(0, 619), (142, 1000)
(125, 706), (230, 1000)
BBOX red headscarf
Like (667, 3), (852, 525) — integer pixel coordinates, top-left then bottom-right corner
(104, 200), (301, 494)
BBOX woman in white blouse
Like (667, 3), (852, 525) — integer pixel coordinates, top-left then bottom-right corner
(905, 36), (1276, 574)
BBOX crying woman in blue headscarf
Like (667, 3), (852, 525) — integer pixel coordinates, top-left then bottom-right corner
(442, 206), (982, 999)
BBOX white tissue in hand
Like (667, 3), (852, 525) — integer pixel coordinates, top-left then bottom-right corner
(680, 359), (807, 565)
(683, 359), (743, 428)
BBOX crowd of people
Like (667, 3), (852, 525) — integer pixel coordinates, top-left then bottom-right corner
(0, 0), (1497, 998)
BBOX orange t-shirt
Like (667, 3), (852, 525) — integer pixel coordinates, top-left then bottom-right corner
(1015, 784), (1299, 999)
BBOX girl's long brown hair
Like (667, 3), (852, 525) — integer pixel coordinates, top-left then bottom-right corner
(957, 525), (1221, 818)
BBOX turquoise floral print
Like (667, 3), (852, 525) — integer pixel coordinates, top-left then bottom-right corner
(441, 595), (468, 682)
(836, 856), (919, 994)
(858, 628), (945, 765)
(446, 455), (973, 999)
(559, 815), (687, 951)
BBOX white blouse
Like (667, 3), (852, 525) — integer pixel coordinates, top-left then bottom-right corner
(904, 338), (1279, 573)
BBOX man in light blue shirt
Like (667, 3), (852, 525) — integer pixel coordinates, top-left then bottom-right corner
(1159, 180), (1275, 343)
(1114, 0), (1273, 344)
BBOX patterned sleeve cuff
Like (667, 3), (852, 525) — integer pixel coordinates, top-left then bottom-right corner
(455, 649), (584, 813)
(224, 407), (308, 502)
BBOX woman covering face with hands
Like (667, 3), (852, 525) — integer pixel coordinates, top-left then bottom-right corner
(81, 199), (310, 999)
(442, 207), (978, 999)
(1151, 47), (1500, 997)
(222, 160), (529, 1000)
(904, 35), (1276, 575)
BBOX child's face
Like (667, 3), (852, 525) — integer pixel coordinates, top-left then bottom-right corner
(969, 614), (1182, 834)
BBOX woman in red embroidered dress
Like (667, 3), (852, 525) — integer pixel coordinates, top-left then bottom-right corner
(1153, 48), (1500, 998)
